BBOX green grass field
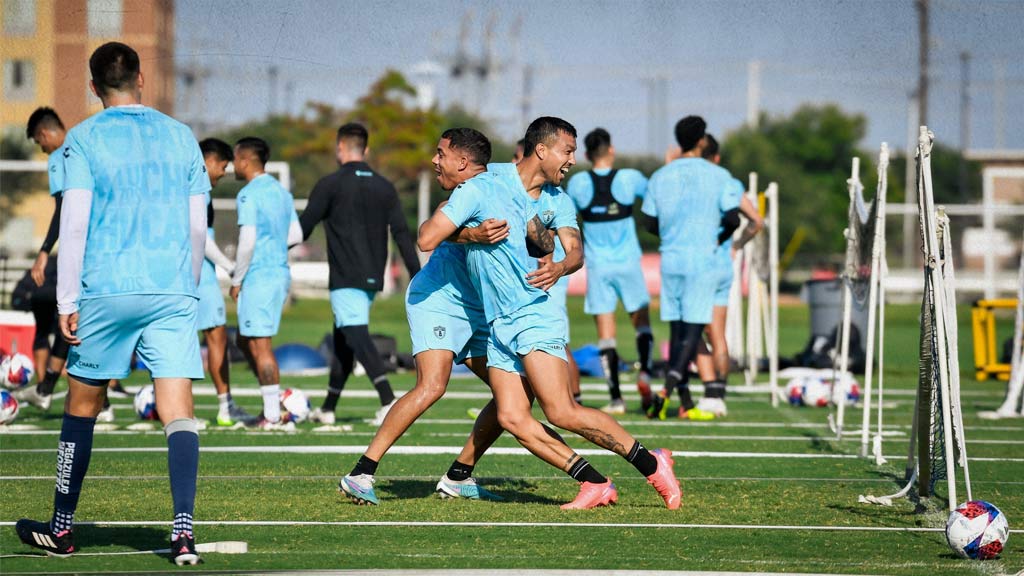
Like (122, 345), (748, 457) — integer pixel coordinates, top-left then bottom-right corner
(1, 295), (1021, 575)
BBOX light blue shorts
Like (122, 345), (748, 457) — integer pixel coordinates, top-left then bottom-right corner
(713, 259), (734, 308)
(487, 299), (567, 374)
(196, 265), (226, 331)
(660, 271), (716, 324)
(584, 262), (650, 315)
(330, 287), (376, 328)
(406, 282), (488, 363)
(238, 272), (290, 337)
(547, 279), (572, 343)
(67, 294), (203, 381)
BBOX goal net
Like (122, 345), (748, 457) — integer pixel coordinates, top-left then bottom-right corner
(860, 128), (972, 510)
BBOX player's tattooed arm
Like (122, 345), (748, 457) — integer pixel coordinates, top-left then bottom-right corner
(525, 215), (554, 257)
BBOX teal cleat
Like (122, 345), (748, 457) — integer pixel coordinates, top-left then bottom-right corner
(436, 474), (504, 501)
(339, 474), (379, 505)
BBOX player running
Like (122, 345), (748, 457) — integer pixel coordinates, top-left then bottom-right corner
(300, 123), (421, 426)
(16, 108), (118, 421)
(644, 117), (742, 421)
(196, 138), (254, 426)
(693, 134), (763, 417)
(15, 42), (209, 564)
(420, 117), (681, 510)
(566, 128), (654, 414)
(230, 137), (303, 430)
(340, 127), (562, 504)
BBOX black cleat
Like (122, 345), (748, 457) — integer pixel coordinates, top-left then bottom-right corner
(170, 532), (201, 566)
(15, 519), (75, 557)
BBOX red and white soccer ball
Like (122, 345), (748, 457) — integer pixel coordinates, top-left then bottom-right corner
(0, 389), (19, 425)
(134, 384), (158, 420)
(786, 377), (829, 407)
(280, 388), (310, 423)
(829, 376), (860, 407)
(946, 500), (1009, 560)
(1, 353), (35, 390)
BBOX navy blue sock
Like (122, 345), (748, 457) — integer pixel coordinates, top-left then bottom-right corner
(166, 419), (199, 537)
(51, 414), (96, 533)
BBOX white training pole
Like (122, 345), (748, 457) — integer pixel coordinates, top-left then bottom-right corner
(873, 254), (889, 466)
(859, 143), (889, 458)
(835, 157), (860, 439)
(744, 174), (761, 386)
(919, 127), (958, 511)
(767, 182), (780, 406)
(992, 231), (1024, 416)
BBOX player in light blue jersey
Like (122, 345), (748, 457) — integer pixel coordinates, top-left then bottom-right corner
(566, 128), (655, 415)
(642, 116), (742, 421)
(420, 117), (681, 511)
(15, 42), (208, 564)
(196, 138), (254, 427)
(229, 137), (303, 431)
(694, 135), (763, 418)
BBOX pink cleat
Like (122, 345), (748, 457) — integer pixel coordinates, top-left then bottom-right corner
(646, 448), (682, 510)
(560, 479), (618, 510)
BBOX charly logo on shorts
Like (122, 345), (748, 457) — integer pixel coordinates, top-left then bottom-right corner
(433, 325), (446, 339)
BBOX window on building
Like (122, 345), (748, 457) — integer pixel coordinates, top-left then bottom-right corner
(3, 0), (36, 36)
(3, 59), (35, 101)
(87, 0), (123, 37)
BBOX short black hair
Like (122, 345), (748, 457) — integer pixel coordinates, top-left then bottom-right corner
(441, 127), (491, 167)
(337, 122), (369, 150)
(515, 138), (525, 148)
(26, 107), (64, 139)
(235, 137), (270, 165)
(200, 138), (233, 162)
(89, 42), (141, 96)
(674, 115), (706, 153)
(584, 127), (611, 161)
(702, 134), (719, 160)
(523, 116), (577, 159)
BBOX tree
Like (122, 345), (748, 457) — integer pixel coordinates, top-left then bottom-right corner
(0, 127), (46, 233)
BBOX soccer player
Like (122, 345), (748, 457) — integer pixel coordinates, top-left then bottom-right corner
(643, 117), (742, 421)
(16, 108), (118, 421)
(300, 123), (421, 426)
(693, 134), (763, 417)
(15, 42), (208, 564)
(566, 128), (654, 414)
(421, 117), (681, 510)
(196, 138), (253, 427)
(340, 127), (554, 504)
(230, 137), (303, 430)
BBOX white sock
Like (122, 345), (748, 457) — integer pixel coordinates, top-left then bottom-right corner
(261, 384), (281, 423)
(217, 393), (230, 413)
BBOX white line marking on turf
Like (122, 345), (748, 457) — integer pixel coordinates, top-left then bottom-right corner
(4, 444), (1023, 462)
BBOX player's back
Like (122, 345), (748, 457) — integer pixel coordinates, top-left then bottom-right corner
(645, 158), (733, 274)
(238, 174), (294, 275)
(567, 168), (646, 266)
(63, 106), (208, 298)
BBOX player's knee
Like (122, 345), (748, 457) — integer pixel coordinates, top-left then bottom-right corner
(543, 403), (581, 431)
(496, 407), (531, 436)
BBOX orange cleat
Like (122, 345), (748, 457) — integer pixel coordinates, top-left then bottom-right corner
(646, 448), (682, 510)
(560, 479), (619, 510)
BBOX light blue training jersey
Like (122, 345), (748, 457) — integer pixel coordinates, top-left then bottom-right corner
(488, 162), (577, 290)
(642, 157), (740, 276)
(716, 177), (747, 266)
(236, 173), (297, 277)
(61, 105), (211, 299)
(415, 240), (483, 310)
(48, 150), (64, 197)
(440, 171), (546, 322)
(566, 167), (647, 266)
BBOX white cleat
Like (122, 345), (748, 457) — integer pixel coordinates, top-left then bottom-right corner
(13, 386), (52, 411)
(97, 405), (115, 423)
(600, 399), (627, 415)
(308, 407), (336, 425)
(371, 399), (397, 426)
(697, 397), (728, 417)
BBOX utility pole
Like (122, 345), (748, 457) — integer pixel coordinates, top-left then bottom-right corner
(521, 64), (533, 131)
(268, 65), (279, 118)
(747, 60), (761, 128)
(902, 93), (919, 268)
(916, 0), (929, 127)
(994, 61), (1006, 149)
(959, 52), (970, 202)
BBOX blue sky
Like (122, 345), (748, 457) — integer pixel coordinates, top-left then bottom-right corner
(175, 0), (1024, 155)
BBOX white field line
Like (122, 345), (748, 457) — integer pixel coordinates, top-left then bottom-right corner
(3, 444), (1024, 462)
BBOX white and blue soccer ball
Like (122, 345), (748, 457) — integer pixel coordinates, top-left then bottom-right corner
(280, 388), (310, 423)
(0, 389), (19, 424)
(1, 353), (35, 390)
(134, 384), (158, 420)
(946, 500), (1009, 560)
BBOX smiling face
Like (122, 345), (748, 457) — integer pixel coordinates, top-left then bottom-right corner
(432, 137), (468, 191)
(537, 130), (577, 186)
